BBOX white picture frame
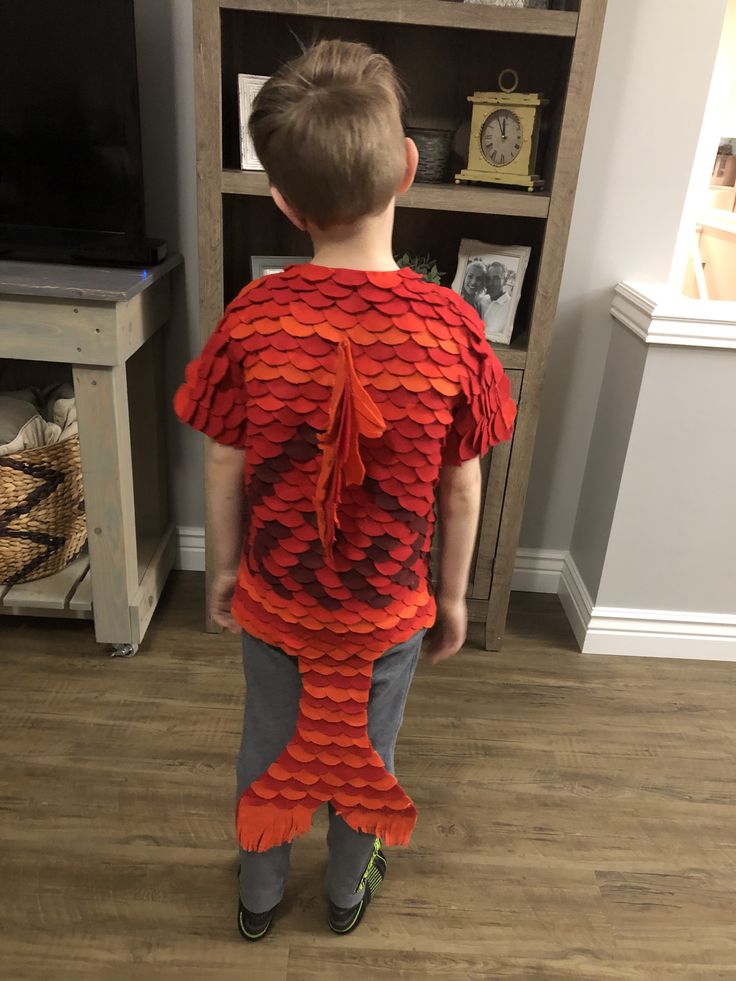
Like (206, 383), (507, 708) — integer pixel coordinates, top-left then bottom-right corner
(238, 73), (269, 170)
(250, 255), (311, 279)
(451, 238), (531, 345)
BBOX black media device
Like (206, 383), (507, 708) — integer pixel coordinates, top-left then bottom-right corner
(0, 0), (167, 267)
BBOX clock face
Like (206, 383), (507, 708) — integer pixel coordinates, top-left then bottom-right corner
(480, 109), (523, 168)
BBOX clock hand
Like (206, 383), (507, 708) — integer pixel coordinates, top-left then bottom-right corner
(500, 117), (506, 139)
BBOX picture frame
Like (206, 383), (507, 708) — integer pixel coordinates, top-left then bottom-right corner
(238, 73), (269, 170)
(451, 238), (531, 345)
(250, 255), (311, 279)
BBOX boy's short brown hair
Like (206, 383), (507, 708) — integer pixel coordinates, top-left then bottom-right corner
(249, 40), (406, 229)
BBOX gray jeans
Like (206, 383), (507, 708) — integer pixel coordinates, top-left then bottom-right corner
(236, 628), (425, 912)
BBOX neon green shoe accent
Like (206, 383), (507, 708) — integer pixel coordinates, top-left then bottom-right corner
(355, 836), (382, 894)
(330, 898), (366, 934)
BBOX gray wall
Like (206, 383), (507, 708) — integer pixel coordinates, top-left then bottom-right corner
(597, 342), (736, 615)
(134, 0), (202, 529)
(520, 0), (727, 554)
(133, 0), (727, 567)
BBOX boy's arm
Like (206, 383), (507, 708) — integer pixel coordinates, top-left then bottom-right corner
(207, 440), (245, 634)
(425, 456), (482, 665)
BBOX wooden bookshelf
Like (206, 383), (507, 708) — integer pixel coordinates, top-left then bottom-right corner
(194, 0), (606, 649)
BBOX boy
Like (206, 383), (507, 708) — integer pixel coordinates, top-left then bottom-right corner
(174, 39), (516, 941)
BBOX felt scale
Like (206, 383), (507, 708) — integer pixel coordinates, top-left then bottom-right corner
(174, 264), (516, 851)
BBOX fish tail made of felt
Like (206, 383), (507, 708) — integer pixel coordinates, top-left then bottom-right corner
(315, 337), (386, 559)
(236, 652), (417, 852)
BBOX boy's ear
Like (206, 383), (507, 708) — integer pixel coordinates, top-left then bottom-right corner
(397, 137), (419, 195)
(270, 185), (307, 231)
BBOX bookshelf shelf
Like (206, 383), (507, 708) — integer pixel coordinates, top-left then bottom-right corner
(222, 169), (551, 219)
(217, 0), (579, 38)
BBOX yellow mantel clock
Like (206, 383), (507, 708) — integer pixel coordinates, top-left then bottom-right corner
(456, 69), (548, 192)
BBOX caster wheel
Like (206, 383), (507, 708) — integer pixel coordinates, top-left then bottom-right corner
(110, 643), (138, 658)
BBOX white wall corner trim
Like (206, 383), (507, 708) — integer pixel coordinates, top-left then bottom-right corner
(612, 281), (736, 350)
(560, 552), (736, 661)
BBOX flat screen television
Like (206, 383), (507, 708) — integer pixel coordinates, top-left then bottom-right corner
(0, 0), (164, 266)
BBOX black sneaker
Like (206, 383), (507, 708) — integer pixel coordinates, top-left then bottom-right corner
(237, 896), (278, 942)
(236, 868), (278, 941)
(328, 838), (386, 935)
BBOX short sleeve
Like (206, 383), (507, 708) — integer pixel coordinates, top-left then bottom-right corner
(173, 311), (248, 448)
(441, 302), (517, 466)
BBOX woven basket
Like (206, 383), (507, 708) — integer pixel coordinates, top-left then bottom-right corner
(0, 436), (87, 586)
(407, 128), (453, 183)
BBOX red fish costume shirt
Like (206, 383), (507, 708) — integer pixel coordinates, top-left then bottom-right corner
(174, 264), (516, 852)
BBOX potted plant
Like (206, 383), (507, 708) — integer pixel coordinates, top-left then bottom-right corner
(395, 252), (444, 285)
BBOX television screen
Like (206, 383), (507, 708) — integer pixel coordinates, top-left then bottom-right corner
(0, 0), (145, 240)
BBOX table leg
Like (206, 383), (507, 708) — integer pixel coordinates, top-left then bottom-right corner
(73, 364), (139, 645)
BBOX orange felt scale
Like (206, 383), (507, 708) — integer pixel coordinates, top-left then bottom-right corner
(174, 264), (516, 853)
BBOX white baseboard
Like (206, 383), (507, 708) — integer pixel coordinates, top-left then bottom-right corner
(175, 528), (736, 661)
(561, 551), (736, 661)
(510, 548), (567, 593)
(176, 526), (205, 572)
(558, 549), (594, 650)
(583, 608), (736, 660)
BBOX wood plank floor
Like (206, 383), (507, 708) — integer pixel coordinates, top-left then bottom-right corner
(1, 573), (735, 980)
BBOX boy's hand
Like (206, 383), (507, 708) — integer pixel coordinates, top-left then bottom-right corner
(210, 571), (241, 635)
(424, 597), (467, 665)
(431, 457), (480, 665)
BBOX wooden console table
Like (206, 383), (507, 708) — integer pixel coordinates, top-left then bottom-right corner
(0, 256), (182, 655)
